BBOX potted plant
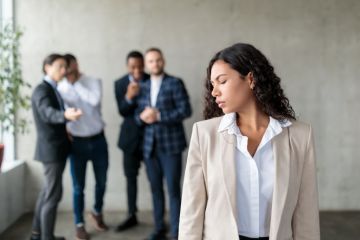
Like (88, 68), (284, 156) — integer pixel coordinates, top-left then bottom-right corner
(0, 23), (31, 170)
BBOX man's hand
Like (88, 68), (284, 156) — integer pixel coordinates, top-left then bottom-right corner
(64, 108), (83, 121)
(140, 107), (159, 124)
(66, 129), (73, 142)
(125, 82), (140, 100)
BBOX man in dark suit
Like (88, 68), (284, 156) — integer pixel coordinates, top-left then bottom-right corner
(135, 48), (192, 240)
(114, 51), (150, 231)
(30, 54), (82, 240)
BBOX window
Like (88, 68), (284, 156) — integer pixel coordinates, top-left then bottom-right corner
(1, 0), (15, 168)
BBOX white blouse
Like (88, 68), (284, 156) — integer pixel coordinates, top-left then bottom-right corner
(218, 113), (292, 238)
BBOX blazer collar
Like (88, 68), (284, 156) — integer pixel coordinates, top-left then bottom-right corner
(219, 121), (291, 238)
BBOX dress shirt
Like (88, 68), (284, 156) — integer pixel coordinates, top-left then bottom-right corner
(218, 113), (292, 238)
(57, 74), (105, 137)
(150, 74), (163, 107)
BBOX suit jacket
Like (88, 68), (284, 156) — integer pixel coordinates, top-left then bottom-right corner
(135, 73), (192, 158)
(114, 73), (149, 153)
(179, 116), (320, 240)
(31, 80), (70, 163)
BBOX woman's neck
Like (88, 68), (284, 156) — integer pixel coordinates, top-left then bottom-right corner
(236, 104), (269, 131)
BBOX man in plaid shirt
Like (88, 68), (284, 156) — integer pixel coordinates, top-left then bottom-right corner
(135, 48), (192, 240)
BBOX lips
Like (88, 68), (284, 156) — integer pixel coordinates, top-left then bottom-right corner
(216, 100), (225, 108)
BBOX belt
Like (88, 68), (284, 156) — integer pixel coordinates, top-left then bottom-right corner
(239, 236), (269, 240)
(72, 131), (104, 141)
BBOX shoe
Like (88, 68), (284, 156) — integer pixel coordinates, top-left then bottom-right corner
(29, 232), (41, 240)
(54, 237), (66, 240)
(145, 229), (167, 240)
(89, 212), (108, 231)
(115, 214), (138, 232)
(29, 233), (66, 240)
(75, 226), (90, 240)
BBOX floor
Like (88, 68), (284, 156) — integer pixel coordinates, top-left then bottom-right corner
(1, 211), (359, 239)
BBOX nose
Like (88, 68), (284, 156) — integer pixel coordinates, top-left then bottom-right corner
(211, 84), (219, 97)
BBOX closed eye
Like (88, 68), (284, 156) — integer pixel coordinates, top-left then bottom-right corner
(220, 80), (227, 84)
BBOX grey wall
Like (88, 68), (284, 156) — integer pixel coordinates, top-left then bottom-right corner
(15, 0), (360, 211)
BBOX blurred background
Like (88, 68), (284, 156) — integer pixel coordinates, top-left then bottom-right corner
(1, 0), (359, 239)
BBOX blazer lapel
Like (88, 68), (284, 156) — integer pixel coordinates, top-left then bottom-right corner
(269, 127), (291, 239)
(219, 130), (238, 222)
(144, 79), (151, 106)
(43, 80), (64, 110)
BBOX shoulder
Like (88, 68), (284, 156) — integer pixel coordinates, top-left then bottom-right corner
(164, 74), (182, 83)
(163, 74), (187, 90)
(288, 120), (312, 138)
(115, 74), (129, 84)
(34, 81), (50, 93)
(286, 120), (314, 151)
(192, 116), (223, 135)
(82, 74), (101, 83)
(32, 81), (52, 100)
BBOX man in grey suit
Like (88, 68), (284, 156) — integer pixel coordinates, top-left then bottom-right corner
(30, 54), (82, 240)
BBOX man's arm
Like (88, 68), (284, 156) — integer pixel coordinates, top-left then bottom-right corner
(32, 86), (66, 124)
(73, 78), (102, 107)
(115, 79), (137, 117)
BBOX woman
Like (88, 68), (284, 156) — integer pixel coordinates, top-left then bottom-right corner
(179, 43), (320, 240)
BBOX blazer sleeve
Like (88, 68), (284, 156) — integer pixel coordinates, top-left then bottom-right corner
(179, 123), (206, 240)
(292, 125), (321, 240)
(134, 83), (148, 127)
(32, 86), (66, 124)
(158, 79), (192, 124)
(114, 80), (136, 117)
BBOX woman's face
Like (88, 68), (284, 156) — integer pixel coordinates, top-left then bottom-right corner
(45, 58), (67, 82)
(210, 60), (254, 114)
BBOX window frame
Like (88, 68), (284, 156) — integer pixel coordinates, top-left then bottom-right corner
(1, 0), (16, 167)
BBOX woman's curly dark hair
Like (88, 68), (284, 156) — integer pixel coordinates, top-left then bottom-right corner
(204, 43), (296, 122)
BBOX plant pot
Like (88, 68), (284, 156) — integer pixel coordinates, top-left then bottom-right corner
(0, 144), (4, 171)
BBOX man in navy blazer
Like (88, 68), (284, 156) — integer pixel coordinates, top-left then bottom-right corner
(135, 48), (192, 240)
(114, 51), (150, 231)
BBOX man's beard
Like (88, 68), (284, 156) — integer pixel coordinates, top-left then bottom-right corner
(152, 68), (163, 76)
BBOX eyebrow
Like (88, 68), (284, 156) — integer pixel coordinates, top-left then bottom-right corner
(211, 74), (227, 82)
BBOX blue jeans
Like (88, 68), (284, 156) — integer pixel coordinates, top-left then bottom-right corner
(144, 146), (182, 238)
(70, 133), (108, 225)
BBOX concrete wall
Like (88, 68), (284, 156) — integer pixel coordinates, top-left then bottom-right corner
(15, 0), (360, 211)
(0, 161), (26, 233)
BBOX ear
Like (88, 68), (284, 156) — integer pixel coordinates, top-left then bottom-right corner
(44, 64), (51, 74)
(246, 72), (255, 89)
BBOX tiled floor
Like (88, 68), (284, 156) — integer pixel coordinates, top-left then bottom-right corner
(1, 211), (359, 239)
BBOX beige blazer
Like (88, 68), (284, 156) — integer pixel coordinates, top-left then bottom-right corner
(179, 116), (320, 240)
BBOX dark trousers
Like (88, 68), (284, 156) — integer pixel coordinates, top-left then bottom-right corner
(144, 147), (182, 238)
(32, 161), (66, 240)
(239, 236), (269, 240)
(70, 134), (108, 224)
(123, 146), (142, 215)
